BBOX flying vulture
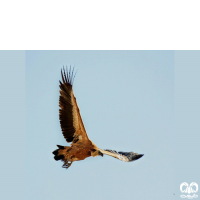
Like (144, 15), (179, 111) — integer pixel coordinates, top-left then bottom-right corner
(53, 67), (144, 169)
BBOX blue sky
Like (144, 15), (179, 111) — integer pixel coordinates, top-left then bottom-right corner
(25, 51), (174, 200)
(1, 51), (200, 200)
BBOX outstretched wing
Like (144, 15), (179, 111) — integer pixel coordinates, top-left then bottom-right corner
(99, 149), (144, 162)
(59, 67), (89, 143)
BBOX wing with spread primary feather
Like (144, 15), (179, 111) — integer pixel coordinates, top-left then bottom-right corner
(59, 67), (89, 143)
(99, 149), (144, 162)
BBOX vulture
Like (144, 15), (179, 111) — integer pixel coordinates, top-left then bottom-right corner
(53, 67), (144, 169)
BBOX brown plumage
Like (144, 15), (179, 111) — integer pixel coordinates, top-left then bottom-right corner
(53, 67), (144, 169)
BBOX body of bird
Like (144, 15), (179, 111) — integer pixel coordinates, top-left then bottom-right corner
(52, 67), (144, 169)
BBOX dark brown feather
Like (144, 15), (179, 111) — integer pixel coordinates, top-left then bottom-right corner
(59, 67), (89, 143)
(59, 67), (75, 142)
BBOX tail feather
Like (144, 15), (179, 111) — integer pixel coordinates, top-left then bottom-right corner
(52, 149), (59, 155)
(54, 154), (64, 161)
(57, 145), (65, 149)
(52, 145), (67, 161)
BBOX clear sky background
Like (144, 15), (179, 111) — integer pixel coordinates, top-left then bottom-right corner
(1, 51), (200, 200)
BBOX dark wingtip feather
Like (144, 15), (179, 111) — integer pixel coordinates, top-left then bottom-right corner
(127, 153), (144, 162)
(132, 154), (144, 161)
(60, 66), (76, 86)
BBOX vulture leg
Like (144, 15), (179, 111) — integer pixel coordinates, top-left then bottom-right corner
(62, 160), (73, 169)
